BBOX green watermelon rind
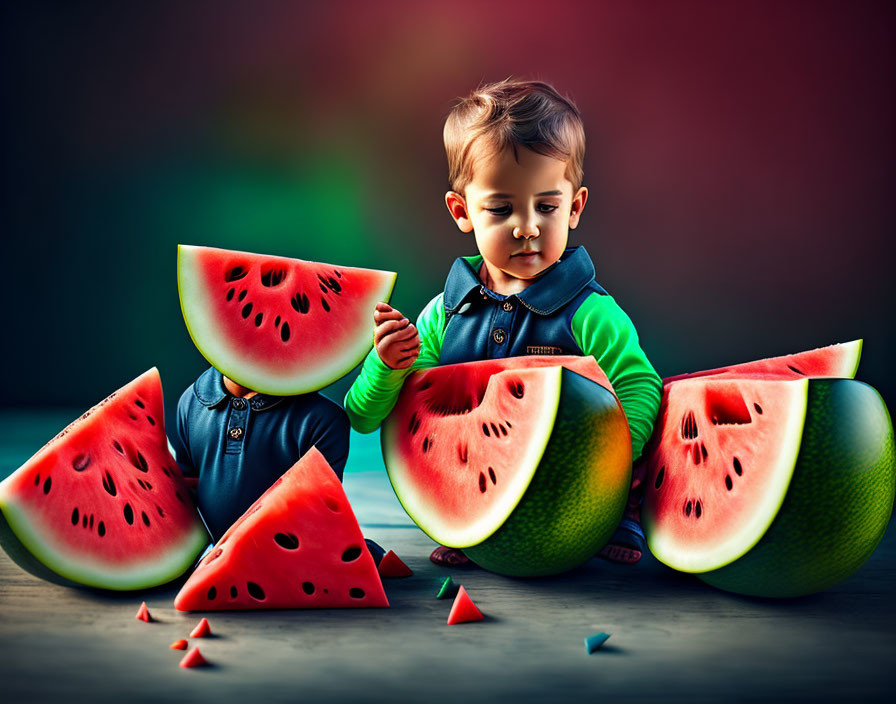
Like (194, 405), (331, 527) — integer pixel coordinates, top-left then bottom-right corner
(643, 378), (810, 574)
(0, 487), (209, 591)
(178, 244), (397, 396)
(697, 379), (896, 597)
(382, 366), (563, 548)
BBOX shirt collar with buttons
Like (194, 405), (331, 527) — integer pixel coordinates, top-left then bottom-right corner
(443, 245), (597, 316)
(192, 367), (286, 411)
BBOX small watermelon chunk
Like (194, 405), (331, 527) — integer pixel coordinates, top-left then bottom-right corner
(179, 647), (208, 668)
(0, 369), (209, 590)
(383, 356), (630, 577)
(135, 602), (152, 622)
(643, 377), (895, 597)
(178, 245), (396, 395)
(189, 618), (211, 638)
(170, 640), (188, 651)
(174, 447), (388, 610)
(663, 340), (862, 384)
(377, 550), (412, 578)
(446, 586), (483, 625)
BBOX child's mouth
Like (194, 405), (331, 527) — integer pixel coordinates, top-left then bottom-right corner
(512, 251), (539, 258)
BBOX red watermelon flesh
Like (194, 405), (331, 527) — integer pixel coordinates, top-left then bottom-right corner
(662, 340), (861, 385)
(177, 245), (396, 395)
(0, 369), (208, 590)
(173, 447), (388, 610)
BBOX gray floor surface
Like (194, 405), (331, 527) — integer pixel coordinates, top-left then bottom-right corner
(0, 418), (894, 703)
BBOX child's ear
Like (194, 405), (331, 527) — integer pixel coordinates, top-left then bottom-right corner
(569, 186), (588, 229)
(445, 191), (474, 233)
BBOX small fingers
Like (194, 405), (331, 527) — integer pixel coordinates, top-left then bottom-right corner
(373, 318), (410, 345)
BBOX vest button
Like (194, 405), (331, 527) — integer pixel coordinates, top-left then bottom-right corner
(502, 301), (514, 312)
(229, 427), (244, 440)
(493, 329), (506, 344)
(232, 398), (246, 410)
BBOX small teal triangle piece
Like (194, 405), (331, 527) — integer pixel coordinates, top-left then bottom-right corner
(585, 632), (611, 654)
(436, 576), (457, 599)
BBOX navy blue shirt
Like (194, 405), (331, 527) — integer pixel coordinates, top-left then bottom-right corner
(170, 367), (350, 541)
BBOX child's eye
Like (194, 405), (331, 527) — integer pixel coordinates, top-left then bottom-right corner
(485, 205), (512, 217)
(537, 203), (559, 213)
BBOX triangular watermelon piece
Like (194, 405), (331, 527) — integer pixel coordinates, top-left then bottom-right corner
(135, 602), (152, 622)
(179, 647), (208, 668)
(174, 447), (388, 610)
(378, 550), (413, 578)
(178, 245), (396, 395)
(189, 618), (211, 638)
(170, 639), (188, 651)
(663, 340), (861, 385)
(446, 586), (483, 625)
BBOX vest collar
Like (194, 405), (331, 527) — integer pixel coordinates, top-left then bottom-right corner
(192, 367), (286, 411)
(443, 245), (595, 315)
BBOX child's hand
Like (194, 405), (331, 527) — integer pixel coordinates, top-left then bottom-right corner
(374, 302), (420, 370)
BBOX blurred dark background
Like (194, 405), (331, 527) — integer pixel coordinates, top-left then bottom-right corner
(3, 0), (894, 425)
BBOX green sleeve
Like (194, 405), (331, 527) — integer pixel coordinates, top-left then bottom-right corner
(571, 293), (663, 460)
(344, 294), (446, 433)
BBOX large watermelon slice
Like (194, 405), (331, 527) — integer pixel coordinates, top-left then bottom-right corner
(0, 369), (209, 590)
(178, 245), (396, 395)
(642, 376), (895, 597)
(174, 447), (388, 610)
(382, 355), (631, 577)
(662, 340), (861, 384)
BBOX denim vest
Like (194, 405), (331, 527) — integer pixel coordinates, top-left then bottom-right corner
(439, 246), (608, 365)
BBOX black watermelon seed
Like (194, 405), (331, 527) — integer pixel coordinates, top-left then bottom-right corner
(422, 437), (431, 453)
(733, 457), (743, 476)
(334, 269), (342, 278)
(113, 440), (124, 455)
(302, 581), (315, 595)
(71, 507), (80, 526)
(479, 472), (486, 493)
(241, 302), (253, 319)
(319, 282), (328, 294)
(350, 588), (365, 599)
(274, 532), (300, 550)
(72, 454), (90, 472)
(685, 500), (693, 517)
(146, 416), (155, 426)
(98, 521), (105, 537)
(482, 423), (490, 437)
(230, 585), (238, 598)
(102, 472), (117, 497)
(457, 444), (468, 463)
(261, 268), (286, 287)
(281, 322), (291, 342)
(161, 466), (171, 477)
(291, 292), (310, 314)
(238, 289), (247, 301)
(342, 546), (362, 562)
(226, 288), (235, 301)
(408, 412), (418, 435)
(654, 466), (665, 490)
(274, 315), (281, 327)
(695, 501), (703, 518)
(725, 475), (733, 491)
(788, 365), (805, 375)
(754, 403), (763, 414)
(488, 467), (497, 485)
(134, 452), (148, 472)
(225, 266), (248, 282)
(208, 586), (217, 601)
(701, 444), (708, 460)
(490, 423), (499, 436)
(176, 491), (184, 503)
(82, 514), (88, 528)
(123, 503), (134, 525)
(156, 505), (164, 517)
(327, 277), (341, 294)
(247, 582), (266, 600)
(135, 399), (145, 409)
(43, 477), (52, 495)
(142, 511), (150, 526)
(510, 382), (525, 399)
(321, 297), (330, 312)
(89, 515), (94, 529)
(254, 313), (263, 327)
(34, 474), (40, 486)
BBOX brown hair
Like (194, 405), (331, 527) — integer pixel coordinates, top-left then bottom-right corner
(443, 78), (586, 193)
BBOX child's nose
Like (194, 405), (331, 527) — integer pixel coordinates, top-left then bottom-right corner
(512, 224), (540, 239)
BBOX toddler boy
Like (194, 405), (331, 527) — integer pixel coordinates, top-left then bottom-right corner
(345, 79), (662, 565)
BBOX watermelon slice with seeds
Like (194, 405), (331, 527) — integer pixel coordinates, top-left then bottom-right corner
(0, 369), (209, 590)
(662, 340), (861, 384)
(643, 376), (895, 597)
(173, 447), (388, 610)
(178, 245), (396, 395)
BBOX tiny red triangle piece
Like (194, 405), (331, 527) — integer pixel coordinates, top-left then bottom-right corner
(189, 617), (212, 638)
(135, 602), (152, 622)
(447, 586), (483, 625)
(377, 550), (413, 578)
(179, 646), (208, 668)
(170, 639), (188, 651)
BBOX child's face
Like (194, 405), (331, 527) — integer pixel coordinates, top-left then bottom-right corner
(445, 144), (587, 294)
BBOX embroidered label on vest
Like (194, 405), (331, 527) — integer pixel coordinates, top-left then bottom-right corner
(526, 345), (564, 355)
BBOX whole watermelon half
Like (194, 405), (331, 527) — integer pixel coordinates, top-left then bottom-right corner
(0, 369), (209, 590)
(642, 376), (895, 597)
(382, 355), (631, 577)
